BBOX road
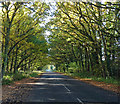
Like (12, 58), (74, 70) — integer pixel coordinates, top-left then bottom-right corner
(24, 72), (120, 104)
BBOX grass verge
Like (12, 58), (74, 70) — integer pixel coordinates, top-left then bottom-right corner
(58, 71), (120, 85)
(2, 71), (42, 85)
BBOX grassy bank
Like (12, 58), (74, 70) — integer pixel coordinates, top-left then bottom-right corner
(2, 71), (42, 85)
(57, 71), (120, 85)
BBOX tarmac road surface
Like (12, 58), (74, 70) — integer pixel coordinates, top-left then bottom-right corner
(24, 72), (120, 104)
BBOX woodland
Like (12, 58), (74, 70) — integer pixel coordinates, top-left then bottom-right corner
(0, 1), (120, 82)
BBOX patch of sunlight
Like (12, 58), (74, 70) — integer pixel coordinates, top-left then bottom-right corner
(79, 78), (92, 81)
(26, 82), (48, 85)
(40, 78), (63, 80)
(33, 70), (43, 73)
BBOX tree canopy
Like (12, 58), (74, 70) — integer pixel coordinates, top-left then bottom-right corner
(0, 1), (120, 80)
(1, 2), (50, 78)
(47, 2), (120, 78)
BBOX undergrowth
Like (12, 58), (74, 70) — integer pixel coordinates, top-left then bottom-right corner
(2, 71), (41, 85)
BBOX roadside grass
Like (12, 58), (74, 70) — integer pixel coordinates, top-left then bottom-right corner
(59, 71), (120, 85)
(2, 70), (42, 85)
(92, 77), (119, 85)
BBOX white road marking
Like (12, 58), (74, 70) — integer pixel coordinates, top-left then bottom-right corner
(63, 84), (70, 92)
(77, 98), (84, 104)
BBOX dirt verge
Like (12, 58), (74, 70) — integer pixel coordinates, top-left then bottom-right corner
(2, 77), (39, 103)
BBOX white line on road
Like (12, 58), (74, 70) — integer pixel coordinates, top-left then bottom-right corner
(62, 84), (70, 92)
(77, 98), (84, 104)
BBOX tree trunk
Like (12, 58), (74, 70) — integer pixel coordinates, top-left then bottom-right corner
(10, 54), (14, 72)
(14, 46), (18, 73)
(2, 26), (10, 78)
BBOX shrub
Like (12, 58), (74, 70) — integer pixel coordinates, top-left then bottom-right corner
(12, 73), (29, 81)
(2, 71), (41, 85)
(2, 75), (13, 85)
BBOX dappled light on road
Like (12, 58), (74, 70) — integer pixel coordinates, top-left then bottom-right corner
(24, 72), (119, 103)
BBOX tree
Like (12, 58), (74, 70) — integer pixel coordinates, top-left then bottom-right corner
(47, 2), (120, 78)
(1, 1), (50, 78)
